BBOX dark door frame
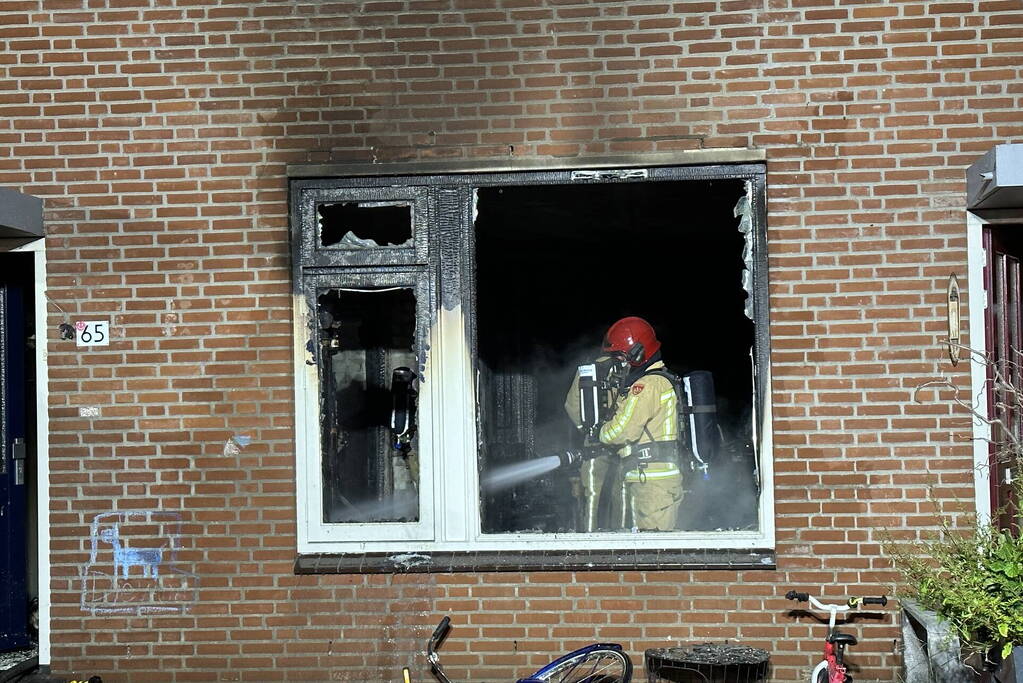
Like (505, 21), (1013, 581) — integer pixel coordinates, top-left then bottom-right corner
(0, 185), (47, 666)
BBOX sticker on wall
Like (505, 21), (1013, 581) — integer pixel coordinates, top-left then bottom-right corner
(75, 320), (110, 347)
(79, 511), (199, 615)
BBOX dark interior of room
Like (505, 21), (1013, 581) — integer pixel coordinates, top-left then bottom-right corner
(319, 202), (413, 247)
(474, 178), (759, 533)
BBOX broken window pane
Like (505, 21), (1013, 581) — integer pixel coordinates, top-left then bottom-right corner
(474, 180), (759, 535)
(318, 287), (419, 523)
(318, 202), (413, 248)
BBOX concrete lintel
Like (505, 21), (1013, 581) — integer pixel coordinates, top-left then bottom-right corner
(288, 149), (767, 179)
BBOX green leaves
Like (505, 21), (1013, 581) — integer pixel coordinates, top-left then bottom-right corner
(886, 519), (1023, 662)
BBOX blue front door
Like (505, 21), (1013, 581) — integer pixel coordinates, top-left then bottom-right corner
(0, 256), (31, 652)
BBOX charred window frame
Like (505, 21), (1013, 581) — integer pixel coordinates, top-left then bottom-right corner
(291, 186), (437, 544)
(290, 162), (774, 565)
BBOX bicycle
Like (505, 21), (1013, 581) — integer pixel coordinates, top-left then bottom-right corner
(403, 616), (633, 683)
(784, 590), (888, 683)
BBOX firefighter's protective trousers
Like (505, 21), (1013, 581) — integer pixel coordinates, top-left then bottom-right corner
(579, 452), (624, 531)
(598, 361), (684, 531)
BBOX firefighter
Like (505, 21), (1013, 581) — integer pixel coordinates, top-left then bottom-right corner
(564, 358), (625, 532)
(597, 316), (683, 531)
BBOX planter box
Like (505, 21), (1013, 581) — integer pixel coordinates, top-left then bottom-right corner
(901, 599), (975, 683)
(902, 600), (1022, 683)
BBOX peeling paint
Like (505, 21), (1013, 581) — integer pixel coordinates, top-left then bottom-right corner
(333, 231), (413, 249)
(388, 553), (431, 571)
(437, 187), (466, 312)
(161, 312), (178, 337)
(734, 183), (754, 321)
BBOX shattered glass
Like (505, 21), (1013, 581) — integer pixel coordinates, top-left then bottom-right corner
(318, 201), (414, 249)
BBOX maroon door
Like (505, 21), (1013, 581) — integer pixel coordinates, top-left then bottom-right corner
(984, 227), (1023, 530)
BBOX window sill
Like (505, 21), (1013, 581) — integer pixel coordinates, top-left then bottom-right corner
(294, 548), (776, 574)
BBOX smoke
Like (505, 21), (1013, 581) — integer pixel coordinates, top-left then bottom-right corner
(327, 493), (419, 523)
(678, 418), (759, 531)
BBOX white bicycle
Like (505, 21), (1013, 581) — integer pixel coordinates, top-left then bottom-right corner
(785, 590), (888, 683)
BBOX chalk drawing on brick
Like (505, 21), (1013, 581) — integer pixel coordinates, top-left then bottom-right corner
(80, 511), (199, 616)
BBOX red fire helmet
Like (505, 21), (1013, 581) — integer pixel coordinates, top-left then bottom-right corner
(602, 316), (661, 366)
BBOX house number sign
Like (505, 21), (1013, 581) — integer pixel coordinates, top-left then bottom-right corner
(76, 320), (110, 347)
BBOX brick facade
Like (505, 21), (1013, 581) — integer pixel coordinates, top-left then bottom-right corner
(2, 0), (1020, 680)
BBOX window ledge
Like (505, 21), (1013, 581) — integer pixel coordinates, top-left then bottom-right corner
(294, 548), (776, 574)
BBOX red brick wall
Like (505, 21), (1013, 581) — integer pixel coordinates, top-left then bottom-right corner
(2, 0), (1019, 680)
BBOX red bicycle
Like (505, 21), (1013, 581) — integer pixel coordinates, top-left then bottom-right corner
(785, 590), (888, 683)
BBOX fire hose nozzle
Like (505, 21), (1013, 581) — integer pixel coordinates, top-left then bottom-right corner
(558, 450), (582, 468)
(556, 448), (607, 468)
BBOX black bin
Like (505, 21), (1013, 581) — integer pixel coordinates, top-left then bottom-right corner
(645, 644), (770, 683)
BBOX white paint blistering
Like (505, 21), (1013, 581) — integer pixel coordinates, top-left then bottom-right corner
(389, 553), (431, 570)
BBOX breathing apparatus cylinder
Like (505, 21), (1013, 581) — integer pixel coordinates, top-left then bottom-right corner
(680, 370), (718, 478)
(639, 368), (719, 478)
(576, 364), (601, 432)
(389, 367), (418, 453)
(574, 357), (626, 437)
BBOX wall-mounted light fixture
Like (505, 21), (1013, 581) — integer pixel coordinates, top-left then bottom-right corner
(947, 273), (961, 366)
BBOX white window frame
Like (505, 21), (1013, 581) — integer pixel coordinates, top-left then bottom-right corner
(291, 161), (775, 557)
(966, 211), (993, 521)
(296, 271), (436, 544)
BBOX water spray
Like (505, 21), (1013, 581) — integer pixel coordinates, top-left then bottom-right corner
(480, 448), (606, 492)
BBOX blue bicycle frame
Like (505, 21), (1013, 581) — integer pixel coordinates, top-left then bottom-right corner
(516, 643), (630, 683)
(418, 617), (632, 683)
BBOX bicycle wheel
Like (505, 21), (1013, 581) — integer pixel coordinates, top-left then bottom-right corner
(816, 668), (829, 683)
(523, 645), (632, 683)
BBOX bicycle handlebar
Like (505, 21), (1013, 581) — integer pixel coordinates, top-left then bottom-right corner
(785, 590), (887, 608)
(427, 617), (453, 683)
(429, 616), (451, 654)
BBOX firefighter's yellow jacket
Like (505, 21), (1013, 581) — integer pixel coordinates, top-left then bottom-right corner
(598, 361), (681, 483)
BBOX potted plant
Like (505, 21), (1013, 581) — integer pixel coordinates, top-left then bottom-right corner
(888, 516), (1023, 669)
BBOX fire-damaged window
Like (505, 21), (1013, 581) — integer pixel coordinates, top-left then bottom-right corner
(317, 287), (419, 523)
(475, 181), (760, 534)
(290, 163), (772, 557)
